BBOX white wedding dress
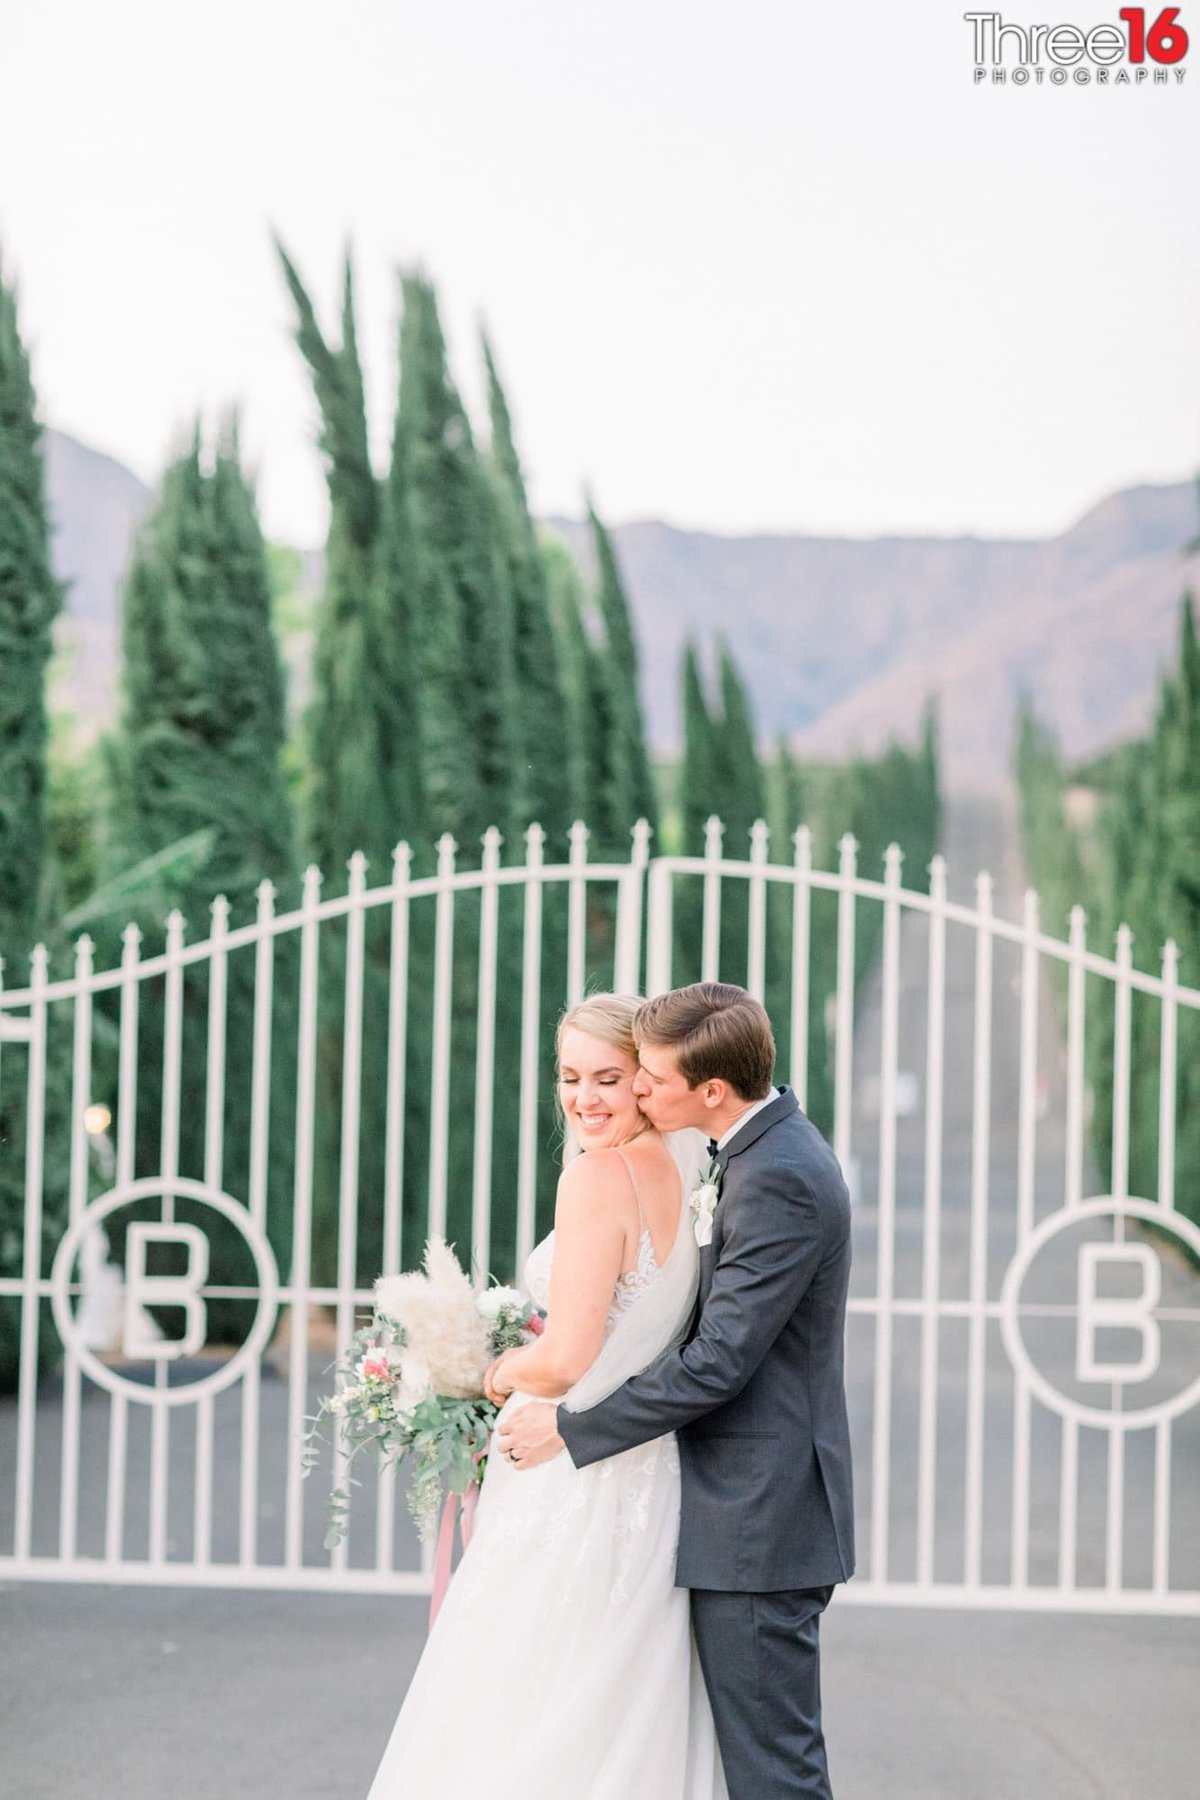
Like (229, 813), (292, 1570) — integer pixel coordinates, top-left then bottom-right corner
(366, 1134), (728, 1800)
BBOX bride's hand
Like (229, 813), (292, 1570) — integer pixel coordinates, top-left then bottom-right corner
(485, 1353), (517, 1406)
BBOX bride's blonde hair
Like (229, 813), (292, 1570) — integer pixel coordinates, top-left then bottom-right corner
(555, 992), (643, 1066)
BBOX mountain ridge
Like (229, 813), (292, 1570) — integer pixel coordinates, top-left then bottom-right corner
(43, 427), (1197, 789)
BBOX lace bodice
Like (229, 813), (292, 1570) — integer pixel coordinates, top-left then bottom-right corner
(523, 1226), (662, 1336)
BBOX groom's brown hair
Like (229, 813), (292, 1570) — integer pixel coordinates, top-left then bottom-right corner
(635, 982), (775, 1099)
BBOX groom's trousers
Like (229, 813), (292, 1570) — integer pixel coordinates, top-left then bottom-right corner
(690, 1585), (835, 1800)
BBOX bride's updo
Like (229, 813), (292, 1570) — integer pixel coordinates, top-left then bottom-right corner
(555, 992), (643, 1065)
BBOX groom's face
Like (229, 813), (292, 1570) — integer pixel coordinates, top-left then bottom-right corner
(632, 1041), (711, 1132)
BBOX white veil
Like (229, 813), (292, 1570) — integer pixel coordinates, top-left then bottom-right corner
(561, 1126), (706, 1415)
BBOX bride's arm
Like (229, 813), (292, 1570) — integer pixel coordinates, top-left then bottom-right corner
(489, 1152), (628, 1400)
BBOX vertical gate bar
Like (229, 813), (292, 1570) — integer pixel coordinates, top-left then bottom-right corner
(916, 855), (947, 1588)
(239, 878), (276, 1569)
(1105, 1426), (1126, 1592)
(59, 935), (94, 1563)
(106, 922), (142, 1566)
(1111, 924), (1133, 1205)
(160, 909), (186, 1199)
(964, 871), (994, 1589)
(194, 1395), (214, 1568)
(378, 844), (412, 1575)
(1016, 890), (1039, 1241)
(247, 880), (277, 1233)
(149, 1401), (170, 1566)
(515, 826), (545, 1276)
(150, 909), (187, 1568)
(789, 827), (812, 1107)
(1011, 888), (1040, 1590)
(1152, 1421), (1171, 1594)
(14, 945), (49, 1563)
(832, 834), (858, 1176)
(614, 820), (650, 996)
(1057, 1418), (1078, 1592)
(331, 852), (368, 1574)
(203, 897), (230, 1191)
(1064, 907), (1087, 1210)
(1158, 940), (1179, 1211)
(196, 896), (230, 1571)
(567, 822), (589, 1007)
(428, 835), (457, 1244)
(104, 1400), (128, 1566)
(116, 921), (142, 1185)
(382, 845), (412, 1279)
(646, 858), (674, 999)
(870, 844), (902, 1584)
(701, 817), (723, 983)
(471, 830), (502, 1283)
(746, 821), (769, 1002)
(285, 864), (323, 1571)
(1108, 919), (1132, 1601)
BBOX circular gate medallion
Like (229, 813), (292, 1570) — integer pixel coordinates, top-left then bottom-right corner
(999, 1197), (1200, 1430)
(51, 1177), (280, 1406)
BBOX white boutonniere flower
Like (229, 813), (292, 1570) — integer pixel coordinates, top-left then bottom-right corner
(689, 1155), (723, 1247)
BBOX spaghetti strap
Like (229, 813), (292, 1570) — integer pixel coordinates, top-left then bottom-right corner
(614, 1146), (646, 1233)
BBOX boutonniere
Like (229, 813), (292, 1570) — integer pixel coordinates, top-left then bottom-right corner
(689, 1155), (723, 1247)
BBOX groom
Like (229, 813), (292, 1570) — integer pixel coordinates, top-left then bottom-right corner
(497, 981), (855, 1799)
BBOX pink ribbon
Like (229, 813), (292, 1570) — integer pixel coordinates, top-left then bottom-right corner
(427, 1461), (484, 1630)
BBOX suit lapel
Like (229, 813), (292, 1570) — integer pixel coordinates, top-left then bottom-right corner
(719, 1085), (798, 1170)
(694, 1089), (797, 1313)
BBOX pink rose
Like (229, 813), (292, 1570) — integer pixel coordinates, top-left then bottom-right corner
(360, 1352), (391, 1382)
(525, 1311), (545, 1337)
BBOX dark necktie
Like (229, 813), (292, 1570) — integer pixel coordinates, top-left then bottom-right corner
(707, 1138), (720, 1160)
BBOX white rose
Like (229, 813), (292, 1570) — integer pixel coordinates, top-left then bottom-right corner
(690, 1179), (720, 1248)
(476, 1285), (523, 1321)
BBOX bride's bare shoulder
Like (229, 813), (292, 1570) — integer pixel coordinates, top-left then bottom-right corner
(555, 1148), (634, 1218)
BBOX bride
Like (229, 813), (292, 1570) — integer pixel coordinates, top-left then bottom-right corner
(365, 993), (727, 1799)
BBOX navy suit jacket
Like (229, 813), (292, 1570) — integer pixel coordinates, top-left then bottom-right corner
(557, 1086), (855, 1591)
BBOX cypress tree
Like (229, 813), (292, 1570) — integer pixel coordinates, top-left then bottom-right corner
(542, 535), (590, 821)
(680, 642), (718, 858)
(276, 245), (422, 872)
(773, 735), (808, 844)
(0, 257), (69, 1390)
(102, 429), (299, 1336)
(484, 335), (573, 849)
(397, 275), (516, 849)
(674, 641), (717, 980)
(542, 534), (632, 859)
(279, 245), (438, 1284)
(1164, 596), (1200, 1222)
(0, 264), (61, 964)
(712, 640), (767, 986)
(588, 500), (658, 836)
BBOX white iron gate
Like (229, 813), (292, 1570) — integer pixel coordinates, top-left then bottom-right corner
(1, 806), (1198, 1612)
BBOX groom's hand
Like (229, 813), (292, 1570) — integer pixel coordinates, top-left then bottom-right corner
(495, 1402), (564, 1470)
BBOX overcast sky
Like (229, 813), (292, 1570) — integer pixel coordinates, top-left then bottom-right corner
(2, 0), (1197, 547)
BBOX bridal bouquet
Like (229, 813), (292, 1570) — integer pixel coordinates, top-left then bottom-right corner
(303, 1238), (544, 1548)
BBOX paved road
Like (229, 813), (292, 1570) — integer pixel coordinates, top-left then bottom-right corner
(2, 1582), (1195, 1799)
(2, 787), (1198, 1798)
